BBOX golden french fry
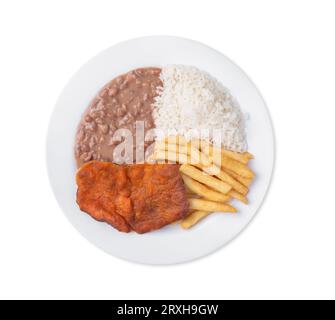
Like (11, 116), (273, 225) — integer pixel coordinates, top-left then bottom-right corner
(182, 142), (248, 193)
(193, 141), (254, 179)
(225, 169), (253, 187)
(182, 175), (231, 202)
(154, 141), (169, 151)
(152, 150), (189, 164)
(245, 152), (254, 159)
(192, 139), (253, 164)
(192, 162), (248, 195)
(157, 137), (212, 167)
(219, 155), (254, 178)
(228, 190), (248, 204)
(157, 142), (203, 167)
(180, 211), (212, 229)
(154, 141), (207, 167)
(162, 136), (253, 165)
(163, 135), (188, 145)
(185, 186), (201, 198)
(180, 164), (231, 194)
(213, 169), (249, 195)
(154, 142), (189, 154)
(218, 148), (253, 164)
(157, 135), (253, 190)
(157, 138), (222, 177)
(189, 198), (237, 212)
(223, 156), (254, 179)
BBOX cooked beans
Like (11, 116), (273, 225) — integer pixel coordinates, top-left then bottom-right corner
(75, 67), (161, 167)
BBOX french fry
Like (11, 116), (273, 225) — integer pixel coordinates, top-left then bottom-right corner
(213, 169), (249, 195)
(186, 140), (254, 182)
(182, 143), (248, 194)
(228, 190), (248, 204)
(163, 136), (254, 165)
(205, 154), (254, 179)
(182, 175), (231, 202)
(245, 152), (254, 159)
(152, 150), (189, 164)
(154, 142), (188, 154)
(217, 147), (253, 164)
(155, 136), (252, 187)
(180, 211), (212, 229)
(192, 138), (253, 164)
(220, 156), (254, 179)
(163, 135), (188, 145)
(154, 141), (209, 167)
(185, 185), (201, 198)
(225, 169), (253, 188)
(156, 138), (211, 166)
(192, 162), (248, 195)
(180, 164), (231, 194)
(196, 140), (254, 178)
(189, 198), (237, 212)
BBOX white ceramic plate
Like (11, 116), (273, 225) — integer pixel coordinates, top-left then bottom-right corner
(46, 36), (274, 265)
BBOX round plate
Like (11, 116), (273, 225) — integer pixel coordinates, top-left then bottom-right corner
(46, 36), (274, 265)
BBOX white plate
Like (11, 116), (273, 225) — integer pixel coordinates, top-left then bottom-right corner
(46, 36), (274, 265)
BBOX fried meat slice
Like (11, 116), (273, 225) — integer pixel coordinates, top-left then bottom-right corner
(76, 161), (189, 233)
(76, 162), (132, 233)
(128, 164), (189, 233)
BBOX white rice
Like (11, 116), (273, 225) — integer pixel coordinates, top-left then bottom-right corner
(153, 65), (247, 152)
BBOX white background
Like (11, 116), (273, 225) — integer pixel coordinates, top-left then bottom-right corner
(0, 0), (334, 300)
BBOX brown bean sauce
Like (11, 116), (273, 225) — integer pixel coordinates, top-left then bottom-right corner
(75, 67), (162, 167)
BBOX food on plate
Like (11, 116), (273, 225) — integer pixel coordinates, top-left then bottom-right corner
(180, 211), (211, 229)
(163, 135), (188, 145)
(151, 135), (255, 228)
(214, 168), (248, 195)
(197, 140), (254, 179)
(228, 190), (248, 204)
(76, 161), (189, 233)
(75, 67), (162, 167)
(153, 139), (248, 195)
(153, 65), (247, 152)
(74, 65), (255, 233)
(188, 198), (236, 213)
(152, 150), (190, 165)
(179, 164), (232, 194)
(225, 169), (253, 188)
(200, 142), (253, 164)
(219, 156), (254, 179)
(181, 175), (231, 203)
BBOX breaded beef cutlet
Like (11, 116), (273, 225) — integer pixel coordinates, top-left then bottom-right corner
(76, 161), (189, 233)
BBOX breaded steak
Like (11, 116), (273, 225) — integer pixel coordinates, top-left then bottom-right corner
(76, 161), (189, 233)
